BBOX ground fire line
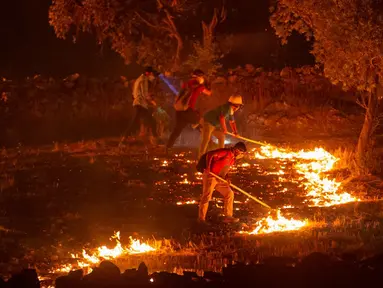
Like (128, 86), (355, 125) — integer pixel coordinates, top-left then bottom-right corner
(51, 232), (158, 274)
(176, 143), (360, 234)
(48, 144), (361, 275)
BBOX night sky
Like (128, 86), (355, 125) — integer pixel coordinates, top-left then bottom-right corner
(0, 0), (313, 79)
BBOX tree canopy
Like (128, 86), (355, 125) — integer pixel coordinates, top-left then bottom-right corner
(49, 0), (225, 72)
(270, 0), (383, 93)
(270, 0), (383, 174)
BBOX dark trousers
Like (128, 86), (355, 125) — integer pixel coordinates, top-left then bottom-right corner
(128, 105), (158, 138)
(166, 108), (199, 148)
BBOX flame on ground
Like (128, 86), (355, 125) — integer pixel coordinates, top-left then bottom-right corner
(241, 210), (308, 235)
(51, 232), (156, 274)
(177, 200), (197, 205)
(253, 146), (359, 207)
(239, 145), (359, 235)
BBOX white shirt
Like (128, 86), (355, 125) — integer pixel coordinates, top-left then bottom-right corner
(132, 74), (149, 108)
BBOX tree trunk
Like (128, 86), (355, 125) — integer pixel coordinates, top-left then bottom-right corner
(172, 35), (183, 72)
(162, 8), (183, 72)
(356, 78), (380, 175)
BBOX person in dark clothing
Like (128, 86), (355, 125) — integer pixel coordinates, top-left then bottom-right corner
(166, 69), (212, 151)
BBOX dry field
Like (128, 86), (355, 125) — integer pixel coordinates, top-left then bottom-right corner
(0, 135), (383, 286)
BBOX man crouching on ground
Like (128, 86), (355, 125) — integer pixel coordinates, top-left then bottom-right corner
(197, 142), (247, 224)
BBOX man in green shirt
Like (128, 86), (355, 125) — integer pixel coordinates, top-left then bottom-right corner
(198, 95), (243, 158)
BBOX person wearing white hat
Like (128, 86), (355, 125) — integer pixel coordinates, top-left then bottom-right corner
(198, 95), (243, 158)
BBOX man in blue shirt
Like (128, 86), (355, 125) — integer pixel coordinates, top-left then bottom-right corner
(198, 95), (243, 158)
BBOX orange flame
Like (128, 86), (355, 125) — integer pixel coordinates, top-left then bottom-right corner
(51, 232), (156, 274)
(253, 146), (359, 207)
(176, 200), (197, 205)
(239, 145), (359, 235)
(241, 210), (308, 235)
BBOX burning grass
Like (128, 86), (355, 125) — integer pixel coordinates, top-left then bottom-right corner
(46, 209), (383, 279)
(230, 144), (360, 235)
(252, 145), (359, 207)
(161, 142), (364, 235)
(0, 137), (379, 280)
(51, 232), (159, 274)
(239, 210), (309, 235)
(48, 140), (365, 275)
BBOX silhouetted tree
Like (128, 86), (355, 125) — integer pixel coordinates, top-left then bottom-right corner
(270, 0), (383, 174)
(49, 0), (201, 71)
(185, 6), (227, 75)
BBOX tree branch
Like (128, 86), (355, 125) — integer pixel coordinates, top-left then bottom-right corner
(356, 94), (368, 110)
(134, 11), (160, 30)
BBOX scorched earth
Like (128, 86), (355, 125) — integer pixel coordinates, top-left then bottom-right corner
(0, 137), (380, 281)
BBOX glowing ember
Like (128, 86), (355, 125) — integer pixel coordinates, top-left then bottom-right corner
(195, 172), (203, 180)
(161, 160), (168, 167)
(128, 237), (156, 254)
(242, 210), (308, 235)
(253, 146), (359, 207)
(51, 232), (156, 274)
(179, 178), (191, 184)
(178, 173), (193, 184)
(176, 200), (197, 205)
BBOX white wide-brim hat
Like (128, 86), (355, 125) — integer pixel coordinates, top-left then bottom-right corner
(228, 95), (243, 105)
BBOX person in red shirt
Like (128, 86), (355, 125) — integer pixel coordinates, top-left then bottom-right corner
(166, 69), (211, 151)
(198, 142), (247, 224)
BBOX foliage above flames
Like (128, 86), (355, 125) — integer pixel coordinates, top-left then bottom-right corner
(270, 0), (383, 92)
(48, 0), (225, 72)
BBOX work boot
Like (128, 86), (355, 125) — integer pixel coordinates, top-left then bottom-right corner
(222, 216), (240, 224)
